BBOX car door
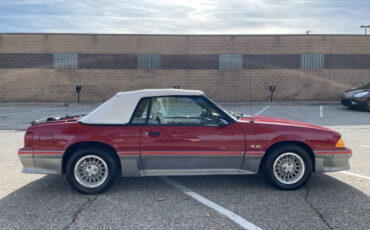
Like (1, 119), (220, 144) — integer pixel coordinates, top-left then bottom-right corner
(137, 96), (246, 172)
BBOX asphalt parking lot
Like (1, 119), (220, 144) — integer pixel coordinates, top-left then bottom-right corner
(0, 102), (369, 230)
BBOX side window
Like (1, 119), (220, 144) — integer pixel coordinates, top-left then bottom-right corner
(131, 98), (150, 124)
(148, 96), (224, 125)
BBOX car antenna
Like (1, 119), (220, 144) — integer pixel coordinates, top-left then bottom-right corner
(249, 65), (254, 123)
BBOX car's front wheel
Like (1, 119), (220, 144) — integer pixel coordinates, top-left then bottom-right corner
(66, 148), (118, 194)
(262, 145), (312, 190)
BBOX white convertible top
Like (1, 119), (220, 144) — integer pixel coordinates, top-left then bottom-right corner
(80, 89), (204, 124)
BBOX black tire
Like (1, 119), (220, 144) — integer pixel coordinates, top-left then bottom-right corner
(66, 148), (118, 194)
(262, 145), (312, 190)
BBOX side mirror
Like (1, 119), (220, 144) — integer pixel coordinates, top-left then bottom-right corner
(218, 119), (229, 126)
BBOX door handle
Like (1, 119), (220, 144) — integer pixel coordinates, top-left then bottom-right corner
(147, 131), (160, 137)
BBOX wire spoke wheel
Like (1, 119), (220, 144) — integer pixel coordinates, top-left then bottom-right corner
(273, 152), (305, 185)
(74, 155), (108, 188)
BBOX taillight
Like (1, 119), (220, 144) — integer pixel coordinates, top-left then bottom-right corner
(25, 132), (33, 148)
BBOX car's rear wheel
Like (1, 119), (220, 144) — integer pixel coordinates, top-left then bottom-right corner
(66, 148), (117, 194)
(262, 145), (312, 190)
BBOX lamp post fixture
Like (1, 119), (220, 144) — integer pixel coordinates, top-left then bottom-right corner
(269, 83), (276, 102)
(360, 25), (370, 36)
(75, 85), (82, 104)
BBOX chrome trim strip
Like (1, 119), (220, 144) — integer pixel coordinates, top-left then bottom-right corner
(18, 148), (33, 155)
(118, 151), (140, 156)
(141, 168), (256, 176)
(141, 151), (244, 156)
(314, 150), (352, 155)
(141, 155), (244, 159)
(245, 151), (264, 156)
(19, 149), (64, 155)
(33, 150), (63, 155)
(314, 150), (333, 155)
(18, 151), (32, 155)
(118, 153), (139, 155)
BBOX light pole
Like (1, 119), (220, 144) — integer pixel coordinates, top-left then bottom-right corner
(269, 83), (276, 102)
(75, 85), (81, 104)
(360, 25), (370, 35)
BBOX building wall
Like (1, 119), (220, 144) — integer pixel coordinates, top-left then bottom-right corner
(0, 34), (369, 102)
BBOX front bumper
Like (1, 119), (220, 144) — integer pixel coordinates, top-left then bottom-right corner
(340, 98), (352, 107)
(314, 148), (352, 172)
(341, 97), (368, 110)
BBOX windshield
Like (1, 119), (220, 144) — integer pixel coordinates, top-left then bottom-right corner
(353, 83), (370, 90)
(204, 95), (252, 120)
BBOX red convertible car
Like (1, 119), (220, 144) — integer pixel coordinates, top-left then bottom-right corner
(18, 89), (352, 194)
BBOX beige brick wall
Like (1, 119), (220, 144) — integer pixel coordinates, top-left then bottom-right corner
(0, 68), (369, 102)
(0, 34), (369, 102)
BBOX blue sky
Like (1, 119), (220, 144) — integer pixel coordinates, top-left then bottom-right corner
(0, 0), (369, 34)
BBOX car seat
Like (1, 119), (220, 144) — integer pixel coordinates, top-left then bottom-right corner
(149, 100), (166, 124)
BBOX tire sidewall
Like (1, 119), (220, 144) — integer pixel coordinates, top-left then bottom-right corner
(264, 145), (312, 190)
(66, 148), (117, 194)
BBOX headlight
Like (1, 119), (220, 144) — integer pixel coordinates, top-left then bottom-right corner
(342, 92), (353, 98)
(353, 91), (369, 98)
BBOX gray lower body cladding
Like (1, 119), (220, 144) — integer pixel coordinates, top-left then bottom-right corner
(19, 151), (351, 176)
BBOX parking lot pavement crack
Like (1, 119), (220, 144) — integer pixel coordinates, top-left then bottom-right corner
(63, 196), (97, 230)
(304, 185), (333, 230)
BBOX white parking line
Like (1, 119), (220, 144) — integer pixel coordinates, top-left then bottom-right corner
(339, 171), (370, 180)
(319, 105), (323, 117)
(360, 145), (370, 148)
(160, 177), (262, 230)
(254, 106), (270, 116)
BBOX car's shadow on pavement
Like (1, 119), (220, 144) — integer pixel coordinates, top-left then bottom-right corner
(170, 173), (370, 229)
(0, 174), (369, 229)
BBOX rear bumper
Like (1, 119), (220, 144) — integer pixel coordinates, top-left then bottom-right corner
(18, 148), (37, 173)
(18, 148), (63, 174)
(314, 148), (352, 172)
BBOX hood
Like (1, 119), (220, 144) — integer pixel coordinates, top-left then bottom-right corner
(238, 115), (331, 131)
(343, 89), (366, 94)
